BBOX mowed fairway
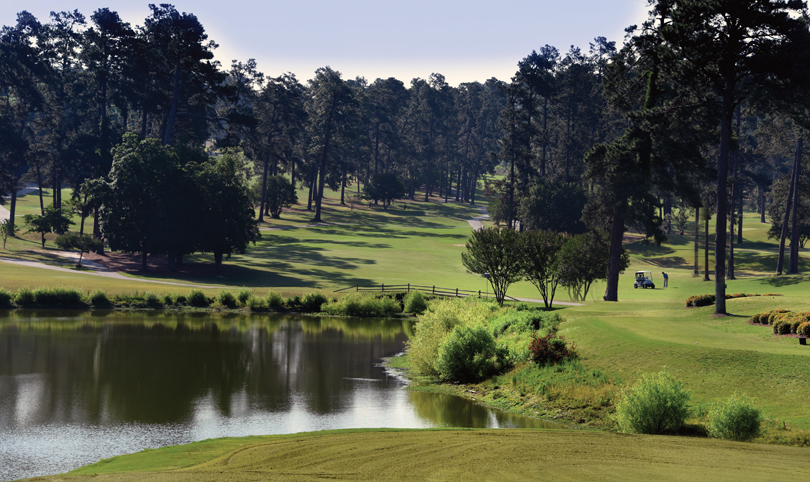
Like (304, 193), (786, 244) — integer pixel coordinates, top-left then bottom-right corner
(29, 429), (810, 482)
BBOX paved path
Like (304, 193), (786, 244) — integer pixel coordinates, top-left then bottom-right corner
(467, 206), (489, 230)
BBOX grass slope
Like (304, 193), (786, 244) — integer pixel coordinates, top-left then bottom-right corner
(25, 429), (810, 482)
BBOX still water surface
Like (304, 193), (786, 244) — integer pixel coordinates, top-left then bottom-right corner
(0, 310), (553, 481)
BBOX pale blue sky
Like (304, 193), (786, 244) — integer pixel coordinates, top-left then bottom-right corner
(3, 1), (650, 85)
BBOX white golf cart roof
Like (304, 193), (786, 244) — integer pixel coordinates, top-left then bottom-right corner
(635, 271), (652, 274)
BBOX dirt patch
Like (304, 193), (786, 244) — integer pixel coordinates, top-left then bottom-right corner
(84, 251), (232, 278)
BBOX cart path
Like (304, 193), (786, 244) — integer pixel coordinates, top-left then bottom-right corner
(0, 185), (38, 222)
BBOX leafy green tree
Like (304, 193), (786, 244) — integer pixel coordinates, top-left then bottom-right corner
(55, 231), (102, 266)
(615, 369), (691, 435)
(520, 230), (566, 309)
(262, 175), (298, 219)
(363, 172), (405, 210)
(557, 230), (623, 302)
(768, 171), (810, 248)
(0, 219), (10, 249)
(23, 205), (74, 248)
(461, 227), (523, 305)
(193, 153), (260, 270)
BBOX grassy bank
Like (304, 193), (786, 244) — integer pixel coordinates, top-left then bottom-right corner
(28, 429), (810, 481)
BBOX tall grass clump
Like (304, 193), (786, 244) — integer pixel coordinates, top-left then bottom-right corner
(237, 288), (252, 306)
(708, 393), (762, 441)
(144, 292), (162, 308)
(88, 290), (111, 308)
(14, 287), (34, 306)
(32, 287), (83, 306)
(406, 298), (499, 378)
(188, 290), (208, 307)
(218, 291), (237, 308)
(321, 293), (401, 317)
(0, 288), (13, 308)
(247, 296), (268, 311)
(403, 291), (427, 314)
(614, 369), (691, 435)
(300, 292), (328, 312)
(266, 290), (284, 310)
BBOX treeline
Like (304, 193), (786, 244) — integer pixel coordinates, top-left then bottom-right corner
(1, 3), (810, 297)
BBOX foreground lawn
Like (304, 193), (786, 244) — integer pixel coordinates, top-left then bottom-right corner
(30, 429), (810, 482)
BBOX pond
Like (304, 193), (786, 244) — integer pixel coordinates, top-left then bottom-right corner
(0, 310), (556, 481)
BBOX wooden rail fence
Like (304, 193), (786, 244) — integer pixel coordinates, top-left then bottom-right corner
(334, 283), (519, 302)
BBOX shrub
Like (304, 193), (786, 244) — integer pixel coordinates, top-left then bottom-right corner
(145, 292), (162, 308)
(773, 320), (792, 335)
(174, 294), (188, 306)
(321, 293), (401, 317)
(789, 319), (804, 335)
(686, 294), (716, 307)
(435, 325), (508, 382)
(32, 287), (83, 306)
(287, 295), (301, 310)
(529, 329), (576, 366)
(266, 290), (284, 310)
(247, 296), (267, 311)
(15, 287), (35, 306)
(237, 288), (252, 306)
(188, 289), (208, 307)
(0, 288), (13, 308)
(708, 393), (762, 441)
(768, 310), (790, 325)
(218, 291), (237, 309)
(762, 293), (783, 297)
(798, 321), (810, 337)
(162, 294), (174, 306)
(490, 310), (559, 336)
(300, 291), (328, 312)
(403, 290), (427, 314)
(614, 369), (691, 435)
(88, 290), (111, 308)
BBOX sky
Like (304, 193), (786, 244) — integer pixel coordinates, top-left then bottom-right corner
(2, 1), (651, 85)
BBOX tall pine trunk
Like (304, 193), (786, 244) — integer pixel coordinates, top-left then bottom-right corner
(777, 139), (800, 275)
(694, 207), (700, 276)
(789, 138), (803, 274)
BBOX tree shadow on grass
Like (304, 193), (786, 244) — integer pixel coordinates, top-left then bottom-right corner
(753, 274), (810, 287)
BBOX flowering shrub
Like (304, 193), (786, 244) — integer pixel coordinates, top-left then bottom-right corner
(529, 329), (577, 366)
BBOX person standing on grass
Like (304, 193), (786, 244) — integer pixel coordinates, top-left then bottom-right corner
(662, 272), (668, 288)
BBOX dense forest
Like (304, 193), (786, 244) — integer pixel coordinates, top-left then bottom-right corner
(1, 2), (810, 308)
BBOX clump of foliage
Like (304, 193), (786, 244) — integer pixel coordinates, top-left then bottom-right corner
(300, 291), (328, 312)
(686, 294), (716, 307)
(247, 296), (268, 311)
(529, 329), (577, 366)
(461, 227), (523, 305)
(403, 290), (427, 314)
(14, 288), (35, 306)
(363, 172), (406, 209)
(162, 294), (174, 306)
(0, 288), (13, 308)
(614, 369), (691, 435)
(218, 291), (237, 308)
(144, 292), (161, 308)
(188, 289), (209, 307)
(266, 290), (284, 310)
(237, 288), (252, 306)
(55, 232), (102, 267)
(708, 392), (762, 441)
(261, 175), (298, 218)
(435, 325), (510, 382)
(321, 293), (400, 317)
(88, 290), (112, 308)
(407, 298), (498, 378)
(1, 219), (11, 249)
(32, 287), (83, 307)
(23, 206), (73, 248)
(174, 294), (188, 306)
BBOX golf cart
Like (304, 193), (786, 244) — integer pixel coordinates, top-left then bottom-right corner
(633, 271), (655, 289)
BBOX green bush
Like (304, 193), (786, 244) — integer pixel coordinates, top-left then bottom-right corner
(435, 325), (508, 382)
(266, 290), (284, 310)
(144, 292), (162, 308)
(32, 287), (83, 306)
(14, 287), (34, 306)
(768, 310), (790, 325)
(685, 294), (716, 307)
(708, 393), (762, 441)
(798, 321), (810, 337)
(300, 291), (328, 312)
(321, 293), (401, 317)
(0, 288), (13, 308)
(489, 310), (559, 336)
(162, 294), (174, 306)
(403, 290), (427, 314)
(88, 290), (112, 308)
(614, 369), (691, 435)
(218, 291), (237, 308)
(188, 290), (208, 307)
(237, 288), (252, 306)
(174, 294), (188, 306)
(247, 296), (268, 311)
(773, 320), (792, 335)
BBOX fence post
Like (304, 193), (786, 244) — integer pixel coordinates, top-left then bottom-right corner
(433, 285), (435, 294)
(456, 288), (458, 297)
(382, 283), (385, 292)
(408, 283), (410, 293)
